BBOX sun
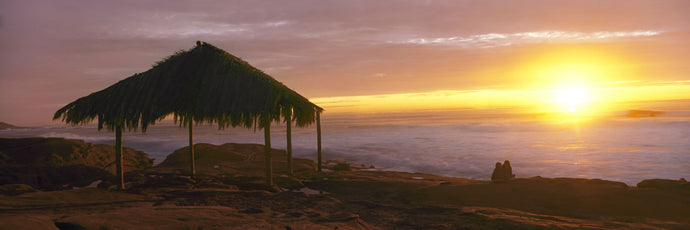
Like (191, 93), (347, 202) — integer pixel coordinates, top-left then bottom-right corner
(555, 87), (587, 112)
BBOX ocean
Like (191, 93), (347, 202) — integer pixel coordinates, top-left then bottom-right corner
(2, 102), (689, 185)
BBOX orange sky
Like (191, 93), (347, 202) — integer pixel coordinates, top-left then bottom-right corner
(1, 0), (689, 125)
(309, 41), (690, 115)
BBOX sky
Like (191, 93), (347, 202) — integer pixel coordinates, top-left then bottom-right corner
(1, 0), (689, 126)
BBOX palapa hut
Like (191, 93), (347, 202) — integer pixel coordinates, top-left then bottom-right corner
(54, 41), (323, 188)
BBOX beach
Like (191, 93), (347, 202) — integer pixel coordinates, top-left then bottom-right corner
(1, 139), (689, 229)
(2, 1), (690, 229)
(3, 107), (688, 229)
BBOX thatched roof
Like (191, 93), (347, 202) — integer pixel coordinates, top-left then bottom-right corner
(53, 72), (168, 131)
(54, 41), (323, 131)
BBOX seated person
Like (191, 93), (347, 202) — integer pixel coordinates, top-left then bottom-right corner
(491, 162), (504, 182)
(502, 160), (516, 179)
(491, 160), (516, 182)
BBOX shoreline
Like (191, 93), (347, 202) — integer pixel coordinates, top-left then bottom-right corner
(2, 116), (688, 186)
(1, 138), (689, 229)
(0, 136), (685, 187)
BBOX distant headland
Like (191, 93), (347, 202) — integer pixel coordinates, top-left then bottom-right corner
(0, 122), (23, 130)
(623, 110), (664, 118)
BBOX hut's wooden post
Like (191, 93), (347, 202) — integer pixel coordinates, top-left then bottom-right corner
(317, 112), (322, 172)
(286, 111), (293, 175)
(264, 116), (273, 186)
(189, 118), (196, 177)
(115, 125), (124, 190)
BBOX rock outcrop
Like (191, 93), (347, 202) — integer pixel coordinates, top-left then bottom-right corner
(0, 137), (153, 190)
(155, 143), (315, 177)
(637, 178), (690, 190)
(0, 184), (37, 196)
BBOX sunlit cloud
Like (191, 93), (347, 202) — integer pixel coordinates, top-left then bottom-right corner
(312, 82), (690, 115)
(599, 80), (690, 88)
(391, 30), (662, 48)
(372, 73), (387, 78)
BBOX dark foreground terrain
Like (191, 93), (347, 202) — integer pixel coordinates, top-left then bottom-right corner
(1, 138), (689, 229)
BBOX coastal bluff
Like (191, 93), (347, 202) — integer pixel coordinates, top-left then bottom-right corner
(1, 141), (689, 229)
(0, 137), (153, 190)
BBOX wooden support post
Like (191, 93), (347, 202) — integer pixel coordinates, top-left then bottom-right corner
(189, 119), (195, 177)
(115, 125), (124, 190)
(317, 112), (322, 172)
(286, 111), (293, 175)
(264, 116), (273, 186)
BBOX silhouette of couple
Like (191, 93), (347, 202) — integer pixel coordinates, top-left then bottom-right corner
(491, 160), (515, 182)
